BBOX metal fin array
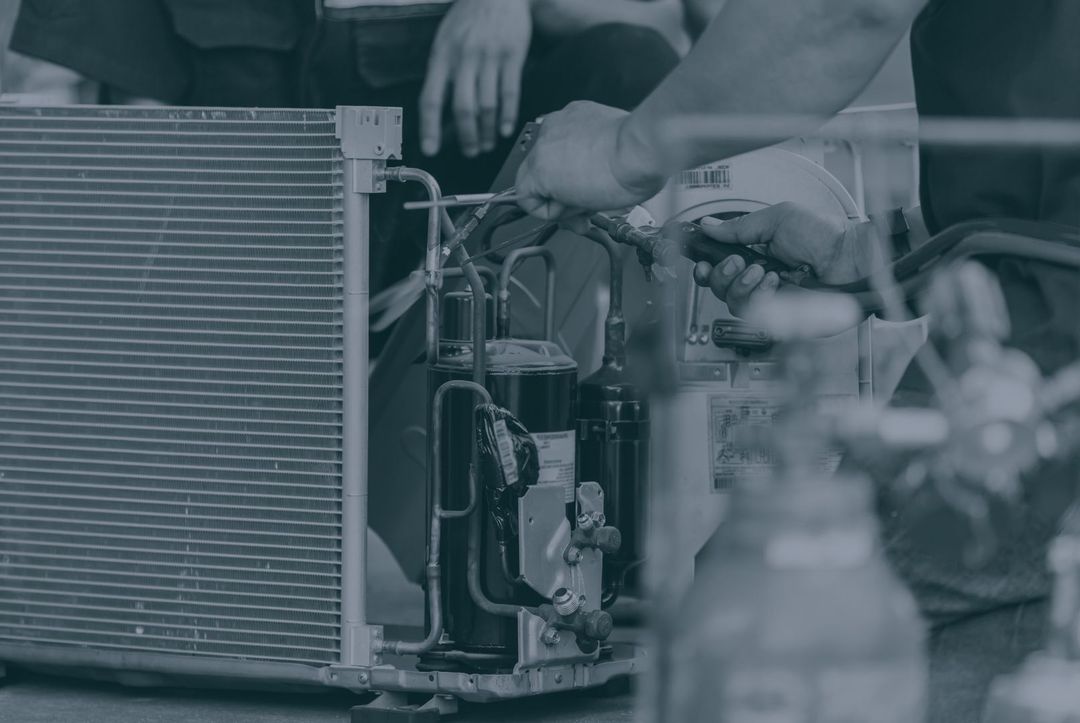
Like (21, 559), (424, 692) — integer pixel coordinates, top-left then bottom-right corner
(0, 106), (345, 665)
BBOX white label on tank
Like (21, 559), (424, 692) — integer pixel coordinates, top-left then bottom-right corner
(713, 663), (925, 723)
(708, 394), (854, 492)
(492, 419), (519, 487)
(532, 430), (576, 503)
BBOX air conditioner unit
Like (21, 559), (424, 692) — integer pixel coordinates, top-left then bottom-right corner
(0, 103), (635, 707)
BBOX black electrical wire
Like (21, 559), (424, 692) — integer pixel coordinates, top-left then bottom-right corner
(444, 221), (559, 268)
(478, 206), (530, 252)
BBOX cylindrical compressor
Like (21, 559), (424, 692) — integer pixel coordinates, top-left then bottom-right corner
(429, 260), (578, 662)
(577, 230), (650, 606)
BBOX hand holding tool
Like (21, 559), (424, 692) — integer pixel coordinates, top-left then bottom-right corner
(590, 213), (810, 284)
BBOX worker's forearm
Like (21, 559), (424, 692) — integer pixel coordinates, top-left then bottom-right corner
(532, 0), (636, 35)
(531, 0), (680, 40)
(616, 0), (925, 184)
(684, 0), (729, 32)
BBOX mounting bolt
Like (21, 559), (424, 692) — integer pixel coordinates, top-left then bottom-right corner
(374, 144), (384, 156)
(540, 626), (562, 647)
(564, 546), (583, 565)
(357, 672), (369, 685)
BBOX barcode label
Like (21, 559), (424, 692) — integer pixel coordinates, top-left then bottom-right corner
(678, 165), (732, 190)
(533, 431), (577, 503)
(492, 419), (519, 486)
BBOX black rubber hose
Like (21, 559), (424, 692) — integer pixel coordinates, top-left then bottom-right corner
(849, 229), (1080, 312)
(809, 218), (1080, 295)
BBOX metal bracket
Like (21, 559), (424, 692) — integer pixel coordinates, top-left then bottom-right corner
(337, 106), (404, 161)
(343, 623), (385, 668)
(516, 607), (596, 671)
(353, 161), (389, 195)
(336, 106), (404, 194)
(518, 483), (603, 600)
(516, 483), (606, 670)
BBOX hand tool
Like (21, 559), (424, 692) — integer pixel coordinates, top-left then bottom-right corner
(590, 213), (810, 283)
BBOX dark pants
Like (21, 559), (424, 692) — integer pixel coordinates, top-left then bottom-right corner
(157, 20), (679, 298)
(305, 22), (680, 295)
(926, 601), (1047, 722)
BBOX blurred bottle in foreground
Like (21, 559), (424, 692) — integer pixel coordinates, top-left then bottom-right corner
(663, 292), (927, 723)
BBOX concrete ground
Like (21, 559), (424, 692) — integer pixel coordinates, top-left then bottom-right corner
(0, 673), (634, 723)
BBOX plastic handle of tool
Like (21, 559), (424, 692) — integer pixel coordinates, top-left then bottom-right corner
(665, 221), (794, 276)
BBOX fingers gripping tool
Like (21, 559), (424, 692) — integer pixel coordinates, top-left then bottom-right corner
(590, 213), (813, 285)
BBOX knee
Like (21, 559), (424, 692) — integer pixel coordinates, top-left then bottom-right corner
(558, 24), (680, 107)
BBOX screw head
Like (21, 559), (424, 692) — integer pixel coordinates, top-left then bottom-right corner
(564, 547), (583, 565)
(357, 672), (370, 685)
(540, 627), (561, 647)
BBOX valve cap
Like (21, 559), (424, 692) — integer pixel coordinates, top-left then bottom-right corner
(583, 610), (614, 641)
(595, 527), (622, 555)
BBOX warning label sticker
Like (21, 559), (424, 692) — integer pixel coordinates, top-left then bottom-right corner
(533, 430), (577, 503)
(708, 396), (777, 493)
(492, 419), (519, 487)
(708, 394), (855, 492)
